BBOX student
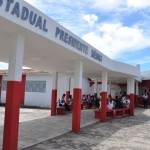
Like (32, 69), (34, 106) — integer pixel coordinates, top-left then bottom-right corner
(58, 94), (71, 112)
(143, 92), (148, 108)
(68, 95), (73, 105)
(108, 95), (116, 109)
(126, 95), (130, 108)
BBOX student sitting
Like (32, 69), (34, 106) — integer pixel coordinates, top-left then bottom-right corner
(126, 95), (130, 108)
(58, 94), (71, 112)
(108, 95), (116, 109)
(68, 95), (73, 105)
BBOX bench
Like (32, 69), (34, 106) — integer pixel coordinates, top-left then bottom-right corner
(115, 108), (130, 118)
(94, 108), (130, 119)
(68, 103), (83, 110)
(56, 107), (65, 115)
(94, 109), (115, 119)
(124, 108), (130, 116)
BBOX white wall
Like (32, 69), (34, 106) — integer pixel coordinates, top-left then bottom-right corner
(24, 74), (52, 108)
(1, 73), (121, 108)
(90, 83), (121, 98)
(70, 77), (90, 96)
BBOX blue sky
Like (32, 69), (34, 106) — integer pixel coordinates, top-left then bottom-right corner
(1, 0), (150, 71)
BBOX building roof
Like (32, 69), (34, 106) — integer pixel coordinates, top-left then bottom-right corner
(141, 71), (150, 80)
(0, 69), (48, 75)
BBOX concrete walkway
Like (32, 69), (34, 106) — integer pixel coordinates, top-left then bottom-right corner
(0, 107), (99, 150)
(22, 107), (150, 150)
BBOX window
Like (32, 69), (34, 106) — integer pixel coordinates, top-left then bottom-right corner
(26, 81), (46, 93)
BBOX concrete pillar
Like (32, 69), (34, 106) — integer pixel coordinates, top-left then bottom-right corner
(20, 75), (26, 105)
(3, 34), (25, 150)
(0, 75), (2, 103)
(66, 77), (71, 104)
(51, 72), (58, 116)
(130, 78), (135, 116)
(127, 78), (131, 95)
(108, 82), (111, 96)
(94, 78), (98, 96)
(72, 60), (83, 133)
(101, 71), (108, 122)
(135, 82), (139, 107)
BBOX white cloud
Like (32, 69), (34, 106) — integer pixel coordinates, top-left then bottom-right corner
(89, 0), (150, 12)
(82, 14), (98, 27)
(24, 0), (150, 61)
(82, 22), (150, 58)
(90, 0), (125, 11)
(127, 0), (150, 9)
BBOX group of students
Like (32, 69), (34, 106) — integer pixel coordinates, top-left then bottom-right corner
(58, 90), (149, 112)
(82, 94), (101, 109)
(106, 94), (130, 111)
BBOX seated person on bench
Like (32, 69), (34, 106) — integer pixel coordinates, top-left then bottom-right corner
(107, 99), (116, 117)
(58, 94), (71, 112)
(68, 95), (73, 105)
(108, 95), (116, 109)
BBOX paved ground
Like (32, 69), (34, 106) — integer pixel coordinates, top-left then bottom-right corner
(1, 107), (150, 150)
(0, 107), (98, 150)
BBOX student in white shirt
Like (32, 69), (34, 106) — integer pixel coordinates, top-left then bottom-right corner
(143, 93), (148, 108)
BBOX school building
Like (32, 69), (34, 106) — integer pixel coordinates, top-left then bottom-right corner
(0, 0), (149, 149)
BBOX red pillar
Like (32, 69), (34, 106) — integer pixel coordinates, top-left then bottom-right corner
(66, 91), (70, 104)
(0, 75), (2, 103)
(135, 95), (138, 107)
(72, 88), (82, 132)
(3, 81), (21, 150)
(101, 92), (107, 122)
(51, 89), (57, 116)
(20, 75), (26, 105)
(130, 94), (134, 116)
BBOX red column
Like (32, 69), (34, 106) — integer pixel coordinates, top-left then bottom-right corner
(0, 75), (2, 103)
(72, 88), (82, 132)
(51, 89), (57, 116)
(66, 91), (70, 104)
(20, 75), (26, 105)
(135, 95), (138, 107)
(101, 92), (107, 122)
(3, 81), (21, 150)
(130, 94), (134, 116)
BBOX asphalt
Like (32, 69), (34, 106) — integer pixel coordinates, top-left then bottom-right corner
(1, 106), (150, 150)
